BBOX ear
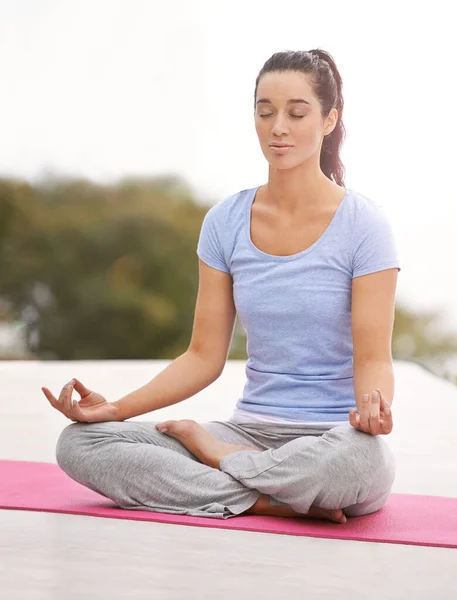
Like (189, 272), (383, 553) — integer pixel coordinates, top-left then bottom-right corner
(324, 107), (339, 135)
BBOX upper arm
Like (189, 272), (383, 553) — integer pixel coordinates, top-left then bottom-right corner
(351, 267), (399, 363)
(188, 258), (236, 375)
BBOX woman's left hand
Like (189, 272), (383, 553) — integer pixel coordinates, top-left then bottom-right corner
(349, 388), (393, 436)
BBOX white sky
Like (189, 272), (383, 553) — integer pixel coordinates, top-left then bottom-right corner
(1, 0), (457, 330)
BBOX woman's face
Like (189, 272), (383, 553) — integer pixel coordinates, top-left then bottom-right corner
(254, 70), (337, 170)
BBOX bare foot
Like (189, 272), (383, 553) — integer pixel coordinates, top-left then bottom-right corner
(155, 420), (347, 524)
(246, 494), (347, 524)
(155, 419), (260, 469)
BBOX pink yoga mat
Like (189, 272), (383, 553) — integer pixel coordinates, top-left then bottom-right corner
(1, 460), (456, 549)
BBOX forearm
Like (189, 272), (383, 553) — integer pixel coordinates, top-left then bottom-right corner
(353, 359), (395, 411)
(112, 350), (222, 421)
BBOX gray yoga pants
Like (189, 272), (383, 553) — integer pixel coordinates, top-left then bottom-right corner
(55, 419), (396, 519)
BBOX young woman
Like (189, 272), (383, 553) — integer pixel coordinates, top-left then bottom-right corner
(42, 49), (400, 525)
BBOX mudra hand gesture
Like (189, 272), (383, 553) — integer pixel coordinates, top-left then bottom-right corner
(349, 388), (393, 436)
(41, 378), (118, 423)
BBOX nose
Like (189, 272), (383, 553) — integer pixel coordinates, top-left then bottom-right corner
(270, 113), (290, 137)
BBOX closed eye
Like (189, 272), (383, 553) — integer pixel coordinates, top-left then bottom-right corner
(259, 114), (304, 119)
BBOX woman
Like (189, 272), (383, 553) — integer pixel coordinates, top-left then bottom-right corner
(42, 49), (400, 525)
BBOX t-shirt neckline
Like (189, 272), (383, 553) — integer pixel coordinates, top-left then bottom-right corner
(245, 185), (351, 261)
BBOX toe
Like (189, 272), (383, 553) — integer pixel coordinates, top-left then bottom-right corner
(155, 420), (176, 432)
(334, 510), (347, 524)
(156, 419), (199, 437)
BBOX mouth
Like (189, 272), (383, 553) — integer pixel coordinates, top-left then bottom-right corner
(269, 145), (294, 154)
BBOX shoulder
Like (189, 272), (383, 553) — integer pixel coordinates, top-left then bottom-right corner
(344, 189), (395, 233)
(201, 186), (255, 224)
(343, 188), (374, 211)
(347, 189), (391, 216)
(220, 186), (255, 211)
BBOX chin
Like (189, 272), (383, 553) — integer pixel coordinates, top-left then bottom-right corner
(266, 157), (302, 170)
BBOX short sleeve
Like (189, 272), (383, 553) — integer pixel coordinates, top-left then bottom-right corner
(196, 202), (230, 273)
(352, 202), (401, 278)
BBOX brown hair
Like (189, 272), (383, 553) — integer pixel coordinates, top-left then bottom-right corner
(254, 49), (346, 187)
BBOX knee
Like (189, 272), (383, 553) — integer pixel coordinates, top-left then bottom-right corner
(346, 425), (396, 492)
(56, 420), (130, 476)
(55, 422), (89, 474)
(344, 487), (392, 517)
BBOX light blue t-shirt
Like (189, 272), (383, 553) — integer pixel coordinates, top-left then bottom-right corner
(196, 185), (401, 427)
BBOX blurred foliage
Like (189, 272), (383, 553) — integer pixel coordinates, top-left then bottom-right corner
(392, 303), (457, 384)
(0, 175), (456, 383)
(0, 175), (212, 359)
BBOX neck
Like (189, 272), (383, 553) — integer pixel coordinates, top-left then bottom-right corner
(265, 168), (334, 214)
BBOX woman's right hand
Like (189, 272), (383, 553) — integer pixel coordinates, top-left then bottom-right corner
(41, 378), (119, 423)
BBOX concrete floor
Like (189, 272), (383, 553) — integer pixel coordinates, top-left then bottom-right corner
(1, 359), (457, 599)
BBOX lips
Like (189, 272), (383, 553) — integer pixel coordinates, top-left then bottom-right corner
(269, 144), (293, 155)
(269, 144), (293, 148)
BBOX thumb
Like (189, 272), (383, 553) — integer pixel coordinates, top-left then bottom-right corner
(72, 378), (92, 398)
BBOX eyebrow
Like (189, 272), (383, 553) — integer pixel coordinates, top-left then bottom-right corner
(255, 98), (311, 106)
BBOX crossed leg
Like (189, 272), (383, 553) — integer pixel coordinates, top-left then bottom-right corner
(56, 418), (395, 523)
(156, 419), (396, 522)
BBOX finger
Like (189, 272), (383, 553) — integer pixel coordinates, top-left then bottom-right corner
(349, 409), (358, 428)
(359, 394), (370, 430)
(58, 379), (74, 406)
(62, 380), (75, 415)
(381, 402), (393, 434)
(41, 387), (60, 410)
(377, 389), (393, 421)
(70, 399), (84, 421)
(73, 378), (91, 399)
(369, 390), (381, 433)
(378, 390), (391, 414)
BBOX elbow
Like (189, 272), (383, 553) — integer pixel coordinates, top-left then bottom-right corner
(187, 347), (225, 380)
(353, 354), (393, 366)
